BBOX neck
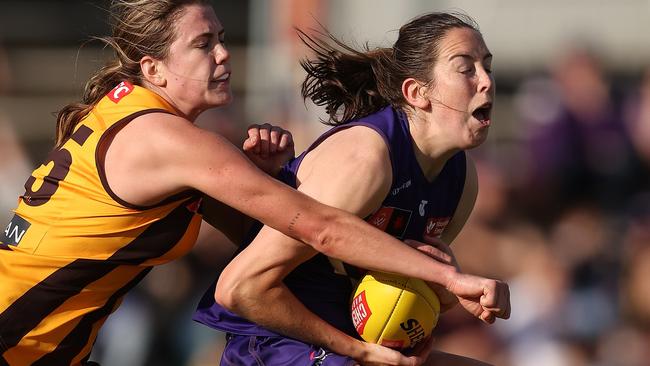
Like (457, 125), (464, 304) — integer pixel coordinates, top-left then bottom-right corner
(407, 115), (459, 182)
(143, 81), (199, 122)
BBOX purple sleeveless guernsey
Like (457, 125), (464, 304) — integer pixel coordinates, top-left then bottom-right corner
(193, 106), (466, 339)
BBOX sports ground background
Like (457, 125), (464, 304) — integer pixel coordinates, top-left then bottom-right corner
(1, 1), (649, 365)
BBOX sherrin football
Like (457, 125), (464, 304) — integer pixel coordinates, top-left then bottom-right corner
(350, 271), (440, 349)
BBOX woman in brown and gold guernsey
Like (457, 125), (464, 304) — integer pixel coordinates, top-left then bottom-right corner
(0, 1), (508, 365)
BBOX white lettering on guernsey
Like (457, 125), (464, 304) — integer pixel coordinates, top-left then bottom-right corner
(426, 220), (435, 234)
(418, 200), (428, 216)
(2, 215), (31, 245)
(4, 222), (26, 244)
(391, 180), (411, 196)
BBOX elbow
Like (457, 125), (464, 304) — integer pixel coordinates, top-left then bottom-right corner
(310, 213), (347, 258)
(214, 272), (243, 313)
(215, 267), (267, 316)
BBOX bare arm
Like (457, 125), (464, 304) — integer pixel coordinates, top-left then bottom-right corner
(200, 123), (295, 245)
(106, 113), (470, 287)
(217, 126), (424, 364)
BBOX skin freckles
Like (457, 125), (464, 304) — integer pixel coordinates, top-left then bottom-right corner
(421, 27), (494, 152)
(155, 4), (232, 121)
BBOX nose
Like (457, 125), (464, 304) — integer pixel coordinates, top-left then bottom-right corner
(477, 67), (494, 94)
(214, 43), (230, 64)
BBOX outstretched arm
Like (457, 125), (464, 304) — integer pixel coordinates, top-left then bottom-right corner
(201, 123), (294, 245)
(215, 126), (509, 364)
(217, 126), (428, 365)
(107, 113), (499, 294)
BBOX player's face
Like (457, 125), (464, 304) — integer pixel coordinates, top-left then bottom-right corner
(427, 27), (494, 149)
(160, 4), (232, 120)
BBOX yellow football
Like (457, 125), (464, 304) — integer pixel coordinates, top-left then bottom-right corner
(350, 271), (440, 349)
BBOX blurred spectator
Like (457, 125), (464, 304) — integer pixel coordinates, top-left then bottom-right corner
(0, 42), (32, 224)
(623, 66), (650, 198)
(514, 45), (639, 223)
(0, 119), (32, 224)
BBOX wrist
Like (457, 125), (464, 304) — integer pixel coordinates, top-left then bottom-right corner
(330, 334), (367, 361)
(437, 262), (460, 290)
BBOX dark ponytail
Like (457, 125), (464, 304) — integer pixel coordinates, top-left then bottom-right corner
(299, 12), (480, 125)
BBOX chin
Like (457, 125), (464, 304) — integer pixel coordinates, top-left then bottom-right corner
(466, 132), (489, 149)
(208, 92), (233, 107)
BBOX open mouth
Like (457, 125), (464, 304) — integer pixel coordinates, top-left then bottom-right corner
(212, 72), (230, 82)
(472, 102), (492, 126)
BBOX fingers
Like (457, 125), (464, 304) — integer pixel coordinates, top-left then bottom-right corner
(409, 237), (449, 255)
(243, 125), (262, 153)
(403, 239), (453, 265)
(245, 123), (293, 157)
(408, 335), (435, 365)
(479, 280), (511, 320)
(268, 127), (280, 154)
(479, 309), (496, 324)
(258, 125), (270, 157)
(361, 342), (420, 366)
(452, 273), (511, 324)
(278, 129), (293, 151)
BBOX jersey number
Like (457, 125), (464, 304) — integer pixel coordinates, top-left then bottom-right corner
(23, 125), (94, 206)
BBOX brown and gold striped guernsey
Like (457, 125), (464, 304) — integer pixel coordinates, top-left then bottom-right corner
(0, 82), (203, 365)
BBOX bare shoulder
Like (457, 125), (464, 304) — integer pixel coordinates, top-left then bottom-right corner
(320, 125), (388, 158)
(103, 112), (219, 206)
(301, 125), (390, 178)
(296, 125), (393, 216)
(118, 112), (198, 153)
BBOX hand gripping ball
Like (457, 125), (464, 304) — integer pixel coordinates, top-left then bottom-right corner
(350, 271), (440, 350)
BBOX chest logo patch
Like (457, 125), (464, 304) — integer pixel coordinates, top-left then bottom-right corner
(423, 217), (451, 242)
(367, 206), (412, 239)
(418, 200), (428, 216)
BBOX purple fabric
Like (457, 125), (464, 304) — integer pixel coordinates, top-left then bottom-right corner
(194, 106), (467, 363)
(220, 334), (356, 366)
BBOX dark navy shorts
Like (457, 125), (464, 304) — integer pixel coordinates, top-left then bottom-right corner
(221, 333), (356, 366)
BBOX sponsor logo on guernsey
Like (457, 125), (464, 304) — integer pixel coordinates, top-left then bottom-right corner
(351, 290), (372, 335)
(423, 217), (451, 241)
(367, 207), (412, 239)
(2, 214), (31, 246)
(391, 179), (412, 196)
(309, 348), (331, 366)
(418, 200), (428, 216)
(107, 81), (134, 103)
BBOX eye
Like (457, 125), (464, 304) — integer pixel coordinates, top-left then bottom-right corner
(460, 66), (475, 75)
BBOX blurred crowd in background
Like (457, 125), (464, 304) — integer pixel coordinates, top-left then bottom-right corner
(1, 1), (650, 365)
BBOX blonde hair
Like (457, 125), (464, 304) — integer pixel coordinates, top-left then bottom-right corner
(55, 0), (209, 147)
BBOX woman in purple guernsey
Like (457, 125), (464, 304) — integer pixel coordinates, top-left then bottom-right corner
(194, 12), (510, 366)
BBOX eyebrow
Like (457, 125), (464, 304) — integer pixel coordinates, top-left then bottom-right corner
(449, 53), (493, 62)
(191, 29), (225, 42)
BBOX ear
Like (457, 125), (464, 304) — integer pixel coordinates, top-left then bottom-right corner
(402, 78), (430, 109)
(140, 56), (166, 87)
